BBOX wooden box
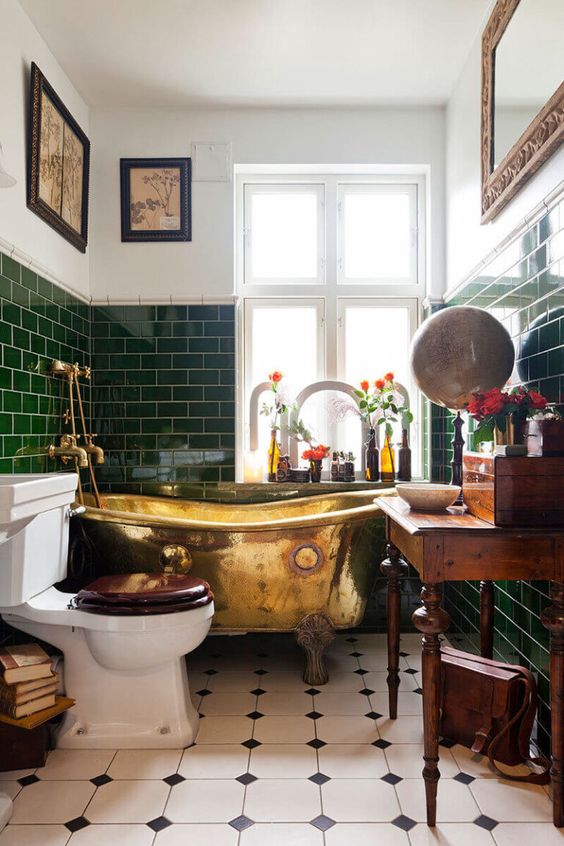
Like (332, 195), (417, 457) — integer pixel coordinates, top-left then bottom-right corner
(463, 452), (564, 526)
(525, 419), (564, 456)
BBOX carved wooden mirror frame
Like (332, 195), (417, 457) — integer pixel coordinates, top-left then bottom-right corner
(481, 0), (564, 223)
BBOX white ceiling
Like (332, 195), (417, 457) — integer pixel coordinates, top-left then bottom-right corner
(19, 0), (491, 108)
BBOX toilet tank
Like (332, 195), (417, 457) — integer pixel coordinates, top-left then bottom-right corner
(0, 502), (74, 607)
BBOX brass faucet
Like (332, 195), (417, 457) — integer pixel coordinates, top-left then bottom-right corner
(48, 434), (88, 468)
(84, 436), (105, 465)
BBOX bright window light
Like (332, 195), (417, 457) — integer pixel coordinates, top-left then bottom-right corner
(340, 186), (416, 282)
(245, 185), (323, 283)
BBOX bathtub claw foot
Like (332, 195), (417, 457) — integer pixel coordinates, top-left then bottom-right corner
(295, 613), (336, 685)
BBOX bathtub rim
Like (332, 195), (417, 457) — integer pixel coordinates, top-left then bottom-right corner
(79, 488), (395, 533)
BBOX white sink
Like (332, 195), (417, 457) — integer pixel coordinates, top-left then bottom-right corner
(0, 473), (78, 544)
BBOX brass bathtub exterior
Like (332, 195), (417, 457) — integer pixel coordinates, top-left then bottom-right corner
(78, 489), (391, 635)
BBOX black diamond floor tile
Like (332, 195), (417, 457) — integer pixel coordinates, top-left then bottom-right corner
(257, 653), (269, 658)
(365, 711), (382, 720)
(439, 737), (456, 748)
(345, 637), (358, 643)
(196, 689), (212, 697)
(381, 772), (403, 785)
(404, 668), (418, 675)
(305, 711), (323, 720)
(254, 669), (268, 676)
(229, 814), (255, 831)
(241, 738), (262, 749)
(250, 688), (266, 696)
(305, 688), (321, 695)
(203, 669), (218, 675)
(310, 814), (336, 831)
(163, 773), (185, 787)
(474, 815), (498, 831)
(414, 687), (423, 695)
(399, 651), (410, 657)
(372, 739), (392, 749)
(392, 815), (417, 831)
(454, 772), (475, 785)
(349, 652), (363, 657)
(236, 772), (258, 785)
(307, 738), (327, 749)
(359, 688), (375, 696)
(18, 774), (40, 787)
(147, 816), (172, 832)
(65, 817), (90, 833)
(354, 668), (369, 675)
(246, 711), (264, 720)
(309, 772), (331, 785)
(90, 774), (113, 787)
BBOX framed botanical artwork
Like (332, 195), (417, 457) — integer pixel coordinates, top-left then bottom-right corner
(27, 62), (90, 253)
(120, 157), (192, 242)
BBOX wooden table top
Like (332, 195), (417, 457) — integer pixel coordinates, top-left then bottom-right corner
(378, 495), (564, 537)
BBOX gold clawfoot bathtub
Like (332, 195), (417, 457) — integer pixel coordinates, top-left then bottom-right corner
(77, 489), (393, 684)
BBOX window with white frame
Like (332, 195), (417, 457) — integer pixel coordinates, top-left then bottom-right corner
(237, 171), (425, 480)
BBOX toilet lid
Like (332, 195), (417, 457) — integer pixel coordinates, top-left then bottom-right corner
(72, 572), (214, 615)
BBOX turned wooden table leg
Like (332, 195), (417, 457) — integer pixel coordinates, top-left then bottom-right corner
(541, 581), (564, 827)
(412, 582), (451, 827)
(381, 542), (409, 719)
(480, 579), (494, 659)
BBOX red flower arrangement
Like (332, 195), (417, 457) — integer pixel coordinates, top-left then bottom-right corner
(353, 372), (413, 436)
(467, 385), (549, 440)
(302, 444), (331, 461)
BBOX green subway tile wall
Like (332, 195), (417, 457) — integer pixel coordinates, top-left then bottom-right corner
(91, 304), (236, 493)
(0, 252), (90, 475)
(429, 190), (564, 754)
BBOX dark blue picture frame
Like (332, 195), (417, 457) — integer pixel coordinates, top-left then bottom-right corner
(120, 157), (191, 242)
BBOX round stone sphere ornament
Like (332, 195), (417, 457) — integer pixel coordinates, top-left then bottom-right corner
(410, 306), (515, 409)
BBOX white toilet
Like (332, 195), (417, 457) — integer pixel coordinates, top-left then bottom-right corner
(0, 473), (214, 749)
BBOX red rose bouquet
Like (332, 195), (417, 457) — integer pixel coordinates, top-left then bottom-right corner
(467, 385), (550, 442)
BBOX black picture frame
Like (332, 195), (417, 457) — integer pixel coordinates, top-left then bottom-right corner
(27, 62), (90, 253)
(120, 157), (192, 242)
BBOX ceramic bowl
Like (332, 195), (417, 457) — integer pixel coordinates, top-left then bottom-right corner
(396, 483), (461, 511)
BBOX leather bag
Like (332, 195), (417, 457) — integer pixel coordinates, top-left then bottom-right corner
(440, 646), (550, 784)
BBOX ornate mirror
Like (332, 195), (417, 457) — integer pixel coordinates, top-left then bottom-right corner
(481, 0), (564, 222)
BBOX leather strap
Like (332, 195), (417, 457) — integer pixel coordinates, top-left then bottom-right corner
(486, 675), (550, 784)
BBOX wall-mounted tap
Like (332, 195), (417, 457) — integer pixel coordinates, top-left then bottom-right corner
(83, 436), (105, 465)
(48, 434), (88, 469)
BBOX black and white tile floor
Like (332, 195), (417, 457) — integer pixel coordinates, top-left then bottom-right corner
(0, 633), (559, 845)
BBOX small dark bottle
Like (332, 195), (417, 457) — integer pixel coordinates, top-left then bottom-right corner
(397, 428), (412, 481)
(338, 451), (346, 481)
(330, 451), (339, 482)
(344, 452), (355, 482)
(365, 428), (380, 482)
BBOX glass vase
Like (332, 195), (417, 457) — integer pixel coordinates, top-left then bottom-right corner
(267, 429), (280, 482)
(381, 432), (396, 482)
(309, 459), (322, 483)
(365, 428), (380, 482)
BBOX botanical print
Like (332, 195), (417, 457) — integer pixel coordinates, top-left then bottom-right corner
(38, 90), (64, 214)
(129, 167), (181, 230)
(61, 123), (84, 233)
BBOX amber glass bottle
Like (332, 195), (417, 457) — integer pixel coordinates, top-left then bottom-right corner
(267, 430), (280, 482)
(380, 432), (395, 482)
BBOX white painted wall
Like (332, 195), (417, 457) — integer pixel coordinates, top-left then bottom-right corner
(0, 0), (90, 297)
(446, 33), (564, 290)
(89, 107), (446, 300)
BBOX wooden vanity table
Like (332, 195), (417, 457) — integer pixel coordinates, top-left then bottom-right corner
(378, 495), (564, 827)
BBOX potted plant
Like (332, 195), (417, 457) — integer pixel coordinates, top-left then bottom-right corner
(332, 373), (413, 481)
(260, 371), (289, 481)
(466, 386), (551, 447)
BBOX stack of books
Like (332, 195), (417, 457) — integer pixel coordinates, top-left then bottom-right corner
(0, 644), (57, 719)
